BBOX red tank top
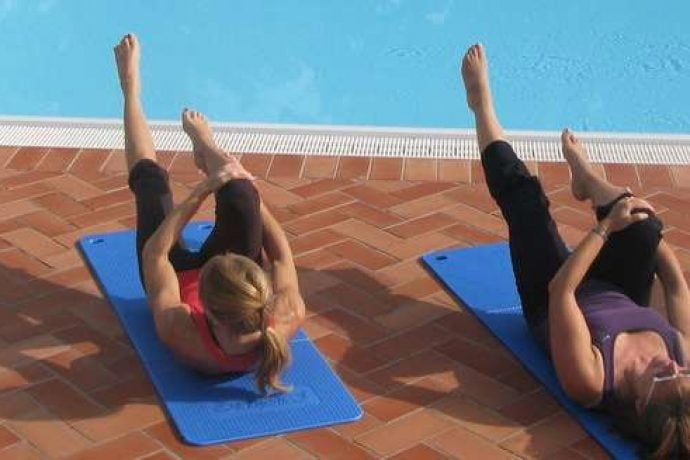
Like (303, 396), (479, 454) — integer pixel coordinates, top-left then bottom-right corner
(177, 269), (258, 372)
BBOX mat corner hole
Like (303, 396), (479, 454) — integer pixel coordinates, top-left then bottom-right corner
(435, 255), (448, 261)
(87, 238), (105, 245)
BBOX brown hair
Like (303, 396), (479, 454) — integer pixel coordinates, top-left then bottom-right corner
(614, 393), (690, 459)
(199, 254), (291, 395)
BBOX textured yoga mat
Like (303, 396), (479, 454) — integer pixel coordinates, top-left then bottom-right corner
(422, 243), (638, 459)
(78, 221), (362, 446)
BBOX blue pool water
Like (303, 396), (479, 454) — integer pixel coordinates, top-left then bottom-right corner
(1, 1), (689, 133)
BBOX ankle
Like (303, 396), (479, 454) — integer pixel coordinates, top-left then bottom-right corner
(199, 147), (228, 169)
(123, 91), (141, 104)
(587, 181), (627, 208)
(473, 105), (496, 118)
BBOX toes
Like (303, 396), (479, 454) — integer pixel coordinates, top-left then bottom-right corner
(561, 128), (580, 147)
(464, 43), (483, 62)
(116, 33), (138, 53)
(461, 43), (485, 71)
(461, 48), (473, 66)
(182, 109), (206, 123)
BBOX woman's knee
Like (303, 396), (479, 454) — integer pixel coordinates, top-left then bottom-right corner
(215, 179), (260, 216)
(625, 214), (663, 247)
(604, 215), (663, 265)
(128, 159), (169, 195)
(481, 141), (533, 201)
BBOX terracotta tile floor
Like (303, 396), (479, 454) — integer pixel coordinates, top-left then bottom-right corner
(0, 145), (688, 459)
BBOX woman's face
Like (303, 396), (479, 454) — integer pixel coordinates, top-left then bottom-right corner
(634, 356), (690, 413)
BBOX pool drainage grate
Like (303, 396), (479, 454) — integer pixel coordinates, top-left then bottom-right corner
(0, 116), (689, 165)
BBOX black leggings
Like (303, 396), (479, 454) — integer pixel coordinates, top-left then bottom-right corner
(481, 141), (663, 344)
(128, 159), (263, 285)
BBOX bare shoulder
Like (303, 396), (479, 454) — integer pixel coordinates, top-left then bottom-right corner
(581, 346), (606, 407)
(561, 340), (605, 407)
(155, 304), (212, 368)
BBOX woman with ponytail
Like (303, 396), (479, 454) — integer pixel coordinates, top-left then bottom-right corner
(115, 33), (304, 394)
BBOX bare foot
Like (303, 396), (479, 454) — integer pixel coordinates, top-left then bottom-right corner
(561, 129), (592, 201)
(181, 109), (252, 180)
(182, 109), (217, 173)
(461, 43), (494, 114)
(113, 33), (141, 97)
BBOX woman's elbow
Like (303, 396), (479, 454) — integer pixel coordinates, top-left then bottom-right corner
(153, 313), (176, 348)
(564, 380), (601, 407)
(548, 278), (563, 296)
(296, 304), (306, 325)
(142, 239), (164, 262)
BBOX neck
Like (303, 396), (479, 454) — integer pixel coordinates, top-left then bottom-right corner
(617, 332), (667, 396)
(211, 325), (262, 354)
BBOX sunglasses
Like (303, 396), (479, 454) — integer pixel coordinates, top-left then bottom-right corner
(642, 369), (690, 408)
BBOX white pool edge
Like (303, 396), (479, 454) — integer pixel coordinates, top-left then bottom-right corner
(1, 116), (689, 165)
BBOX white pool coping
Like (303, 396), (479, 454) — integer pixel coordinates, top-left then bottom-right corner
(1, 116), (689, 165)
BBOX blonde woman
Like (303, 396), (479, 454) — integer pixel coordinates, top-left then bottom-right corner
(114, 33), (305, 394)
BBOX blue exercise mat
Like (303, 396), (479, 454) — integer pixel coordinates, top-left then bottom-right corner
(422, 243), (638, 459)
(78, 222), (362, 446)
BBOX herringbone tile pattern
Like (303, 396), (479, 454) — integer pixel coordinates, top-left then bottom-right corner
(0, 145), (688, 459)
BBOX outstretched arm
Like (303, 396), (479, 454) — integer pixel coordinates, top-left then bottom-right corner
(141, 179), (214, 340)
(260, 202), (305, 336)
(548, 220), (609, 405)
(656, 240), (690, 338)
(142, 169), (244, 341)
(261, 202), (298, 289)
(143, 181), (211, 264)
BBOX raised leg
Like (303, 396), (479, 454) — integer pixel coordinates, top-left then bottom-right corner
(115, 34), (199, 280)
(114, 33), (157, 171)
(562, 130), (663, 305)
(461, 44), (505, 152)
(181, 110), (263, 263)
(561, 130), (627, 206)
(461, 44), (569, 345)
(182, 109), (233, 174)
(181, 109), (255, 179)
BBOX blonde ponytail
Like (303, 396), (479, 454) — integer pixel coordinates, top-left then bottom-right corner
(256, 316), (292, 395)
(199, 253), (291, 395)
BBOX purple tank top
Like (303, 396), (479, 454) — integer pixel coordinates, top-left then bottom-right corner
(576, 280), (684, 409)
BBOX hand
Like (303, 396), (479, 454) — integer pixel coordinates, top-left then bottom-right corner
(194, 162), (255, 195)
(605, 196), (655, 233)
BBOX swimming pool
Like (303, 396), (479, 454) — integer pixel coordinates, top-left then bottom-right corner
(1, 0), (689, 134)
